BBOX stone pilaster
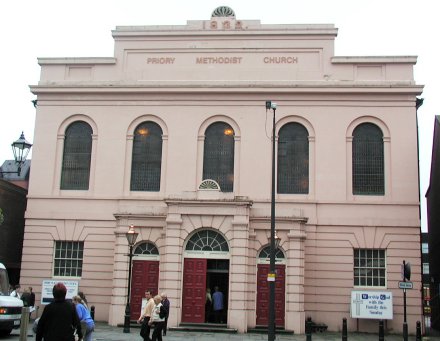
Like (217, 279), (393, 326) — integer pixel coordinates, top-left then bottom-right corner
(285, 222), (306, 333)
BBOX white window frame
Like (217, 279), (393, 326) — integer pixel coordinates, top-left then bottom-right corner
(354, 248), (386, 288)
(53, 241), (84, 278)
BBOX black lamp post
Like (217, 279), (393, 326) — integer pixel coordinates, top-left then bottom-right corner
(0, 132), (32, 176)
(266, 100), (279, 341)
(123, 225), (138, 333)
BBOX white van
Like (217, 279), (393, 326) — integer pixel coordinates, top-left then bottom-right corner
(0, 262), (23, 336)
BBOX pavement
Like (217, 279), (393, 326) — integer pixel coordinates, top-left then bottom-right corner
(6, 322), (440, 341)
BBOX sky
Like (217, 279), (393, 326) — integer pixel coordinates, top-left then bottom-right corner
(0, 0), (437, 231)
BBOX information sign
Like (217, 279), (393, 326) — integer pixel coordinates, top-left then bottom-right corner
(350, 290), (393, 320)
(41, 279), (78, 304)
(398, 281), (413, 289)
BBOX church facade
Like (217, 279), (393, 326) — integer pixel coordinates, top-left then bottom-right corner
(21, 7), (423, 333)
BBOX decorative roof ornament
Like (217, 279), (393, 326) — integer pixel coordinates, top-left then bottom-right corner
(211, 6), (235, 18)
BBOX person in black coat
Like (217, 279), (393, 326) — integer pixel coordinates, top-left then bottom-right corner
(160, 292), (170, 336)
(36, 282), (83, 341)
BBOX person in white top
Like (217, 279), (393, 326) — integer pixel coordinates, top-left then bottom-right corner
(138, 291), (155, 341)
(148, 295), (166, 341)
(10, 284), (21, 299)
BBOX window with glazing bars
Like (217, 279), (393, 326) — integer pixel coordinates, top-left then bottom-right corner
(185, 230), (229, 252)
(53, 241), (84, 277)
(259, 246), (285, 259)
(60, 121), (92, 190)
(130, 122), (163, 191)
(203, 122), (234, 192)
(354, 249), (386, 287)
(352, 123), (384, 195)
(277, 123), (309, 194)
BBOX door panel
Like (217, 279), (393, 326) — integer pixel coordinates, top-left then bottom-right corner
(130, 260), (159, 320)
(182, 258), (207, 323)
(256, 264), (285, 327)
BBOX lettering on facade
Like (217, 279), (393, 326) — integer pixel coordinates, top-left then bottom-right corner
(263, 56), (298, 64)
(209, 20), (243, 30)
(195, 57), (243, 64)
(145, 55), (300, 66)
(147, 57), (175, 64)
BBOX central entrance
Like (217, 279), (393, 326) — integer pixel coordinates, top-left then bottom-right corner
(181, 229), (230, 324)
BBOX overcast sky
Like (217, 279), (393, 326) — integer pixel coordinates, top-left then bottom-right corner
(0, 0), (437, 231)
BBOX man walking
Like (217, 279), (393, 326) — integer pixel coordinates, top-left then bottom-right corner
(138, 290), (155, 341)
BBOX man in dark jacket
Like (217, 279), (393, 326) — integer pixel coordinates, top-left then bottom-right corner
(36, 282), (83, 341)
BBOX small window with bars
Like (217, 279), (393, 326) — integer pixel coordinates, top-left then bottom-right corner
(354, 249), (386, 287)
(352, 123), (384, 195)
(53, 241), (84, 277)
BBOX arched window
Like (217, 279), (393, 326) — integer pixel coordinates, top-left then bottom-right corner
(186, 230), (229, 252)
(130, 122), (163, 191)
(258, 246), (285, 260)
(277, 123), (309, 194)
(203, 122), (234, 192)
(60, 121), (93, 190)
(352, 123), (384, 195)
(134, 242), (159, 255)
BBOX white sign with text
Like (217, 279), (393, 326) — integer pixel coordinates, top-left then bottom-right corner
(350, 290), (393, 320)
(41, 280), (79, 305)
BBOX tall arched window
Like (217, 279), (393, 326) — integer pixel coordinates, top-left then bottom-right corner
(352, 123), (384, 195)
(203, 122), (234, 192)
(130, 122), (163, 191)
(60, 121), (93, 190)
(277, 123), (309, 194)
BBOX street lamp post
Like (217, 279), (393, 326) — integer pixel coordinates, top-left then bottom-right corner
(266, 100), (278, 341)
(123, 225), (139, 333)
(0, 132), (32, 177)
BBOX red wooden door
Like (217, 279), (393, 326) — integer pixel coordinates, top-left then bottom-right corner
(256, 264), (285, 327)
(130, 260), (159, 320)
(181, 258), (207, 323)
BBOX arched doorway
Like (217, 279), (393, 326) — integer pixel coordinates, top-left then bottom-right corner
(256, 246), (286, 327)
(130, 242), (160, 320)
(182, 229), (230, 324)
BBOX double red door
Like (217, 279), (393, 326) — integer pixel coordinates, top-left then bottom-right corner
(256, 264), (285, 327)
(181, 258), (207, 323)
(130, 260), (159, 320)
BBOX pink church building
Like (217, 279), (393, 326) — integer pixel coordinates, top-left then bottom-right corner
(21, 6), (423, 334)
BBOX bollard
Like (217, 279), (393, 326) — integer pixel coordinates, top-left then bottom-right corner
(19, 306), (30, 341)
(378, 320), (384, 341)
(342, 317), (347, 341)
(306, 317), (312, 341)
(91, 305), (95, 321)
(416, 321), (421, 341)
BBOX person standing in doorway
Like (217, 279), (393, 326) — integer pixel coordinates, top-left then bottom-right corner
(212, 286), (224, 323)
(160, 292), (170, 336)
(205, 288), (212, 322)
(138, 290), (155, 341)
